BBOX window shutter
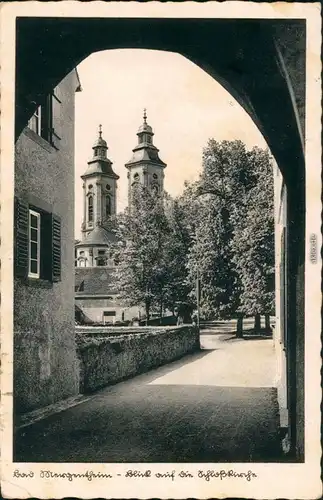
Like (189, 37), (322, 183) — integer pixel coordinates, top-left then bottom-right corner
(52, 214), (61, 282)
(14, 197), (29, 278)
(41, 95), (52, 143)
(40, 211), (53, 281)
(51, 91), (62, 149)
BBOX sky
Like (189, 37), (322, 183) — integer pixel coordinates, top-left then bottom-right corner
(75, 49), (267, 238)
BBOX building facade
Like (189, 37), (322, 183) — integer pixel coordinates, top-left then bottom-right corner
(14, 69), (81, 413)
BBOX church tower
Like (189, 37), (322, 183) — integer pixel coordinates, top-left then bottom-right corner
(125, 110), (166, 205)
(76, 126), (119, 268)
(81, 125), (119, 240)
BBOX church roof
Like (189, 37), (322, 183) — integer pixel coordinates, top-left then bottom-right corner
(82, 159), (119, 179)
(92, 135), (107, 148)
(125, 110), (166, 168)
(76, 225), (118, 247)
(75, 267), (118, 295)
(137, 108), (153, 134)
(137, 122), (153, 134)
(82, 125), (120, 179)
(125, 145), (166, 168)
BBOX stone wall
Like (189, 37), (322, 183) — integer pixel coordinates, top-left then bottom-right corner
(77, 326), (200, 393)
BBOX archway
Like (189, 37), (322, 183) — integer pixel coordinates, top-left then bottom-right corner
(15, 16), (305, 459)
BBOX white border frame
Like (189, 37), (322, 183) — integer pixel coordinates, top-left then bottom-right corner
(0, 2), (321, 499)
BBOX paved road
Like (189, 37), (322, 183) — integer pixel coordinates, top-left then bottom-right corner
(15, 323), (282, 463)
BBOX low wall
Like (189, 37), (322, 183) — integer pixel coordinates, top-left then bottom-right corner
(139, 315), (177, 326)
(77, 326), (200, 393)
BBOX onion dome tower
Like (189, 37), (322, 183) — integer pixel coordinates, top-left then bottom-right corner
(76, 126), (119, 268)
(80, 125), (119, 240)
(125, 109), (166, 205)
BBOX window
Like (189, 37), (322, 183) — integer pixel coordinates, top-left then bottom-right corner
(28, 106), (41, 135)
(97, 258), (106, 267)
(14, 197), (61, 283)
(28, 210), (41, 278)
(153, 173), (158, 179)
(75, 280), (84, 291)
(106, 184), (111, 191)
(88, 195), (93, 222)
(98, 250), (106, 255)
(106, 195), (111, 217)
(27, 91), (62, 148)
(147, 135), (152, 143)
(103, 310), (116, 324)
(134, 173), (139, 180)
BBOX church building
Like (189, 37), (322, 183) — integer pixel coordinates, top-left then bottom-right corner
(75, 111), (167, 325)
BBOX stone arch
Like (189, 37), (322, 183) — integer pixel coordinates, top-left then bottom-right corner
(15, 16), (306, 458)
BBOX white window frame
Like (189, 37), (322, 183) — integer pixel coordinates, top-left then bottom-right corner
(28, 209), (41, 278)
(28, 105), (42, 135)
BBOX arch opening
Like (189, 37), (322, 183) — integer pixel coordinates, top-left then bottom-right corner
(14, 17), (306, 460)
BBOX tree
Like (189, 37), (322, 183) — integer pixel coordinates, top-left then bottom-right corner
(112, 141), (275, 333)
(185, 191), (239, 320)
(230, 147), (275, 332)
(161, 197), (193, 315)
(181, 140), (275, 333)
(112, 184), (170, 322)
(184, 140), (250, 321)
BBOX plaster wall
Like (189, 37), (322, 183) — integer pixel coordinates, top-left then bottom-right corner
(76, 299), (142, 323)
(14, 70), (80, 413)
(273, 166), (288, 429)
(128, 163), (165, 193)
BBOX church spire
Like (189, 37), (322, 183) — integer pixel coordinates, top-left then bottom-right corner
(125, 111), (167, 206)
(136, 108), (154, 145)
(92, 124), (108, 160)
